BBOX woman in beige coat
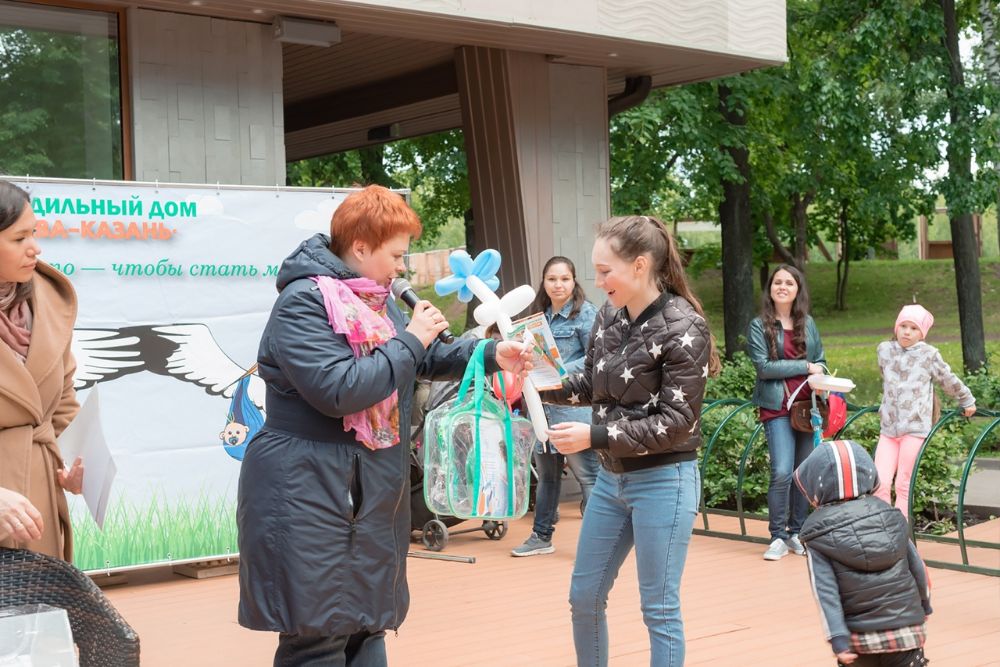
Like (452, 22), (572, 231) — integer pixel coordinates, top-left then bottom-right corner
(0, 180), (83, 561)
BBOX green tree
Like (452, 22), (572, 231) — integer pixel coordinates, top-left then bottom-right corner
(609, 80), (760, 357)
(0, 26), (123, 178)
(286, 130), (469, 248)
(978, 0), (1000, 254)
(933, 0), (993, 371)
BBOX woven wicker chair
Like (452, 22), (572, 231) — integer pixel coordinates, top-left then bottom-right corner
(0, 548), (140, 667)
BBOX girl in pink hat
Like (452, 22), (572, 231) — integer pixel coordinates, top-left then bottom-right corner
(875, 304), (976, 519)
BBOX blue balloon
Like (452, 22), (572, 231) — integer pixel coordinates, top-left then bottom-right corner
(471, 249), (501, 281)
(448, 250), (474, 277)
(435, 248), (503, 304)
(434, 275), (466, 296)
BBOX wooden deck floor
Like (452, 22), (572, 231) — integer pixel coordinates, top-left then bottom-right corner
(102, 506), (1000, 666)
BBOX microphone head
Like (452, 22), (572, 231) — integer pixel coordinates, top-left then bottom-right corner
(390, 278), (412, 300)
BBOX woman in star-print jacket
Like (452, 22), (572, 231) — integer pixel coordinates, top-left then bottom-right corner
(543, 215), (719, 667)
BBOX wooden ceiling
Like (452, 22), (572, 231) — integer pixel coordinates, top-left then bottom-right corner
(54, 0), (782, 159)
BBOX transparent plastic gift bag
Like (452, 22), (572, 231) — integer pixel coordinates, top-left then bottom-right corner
(423, 340), (535, 520)
(0, 604), (77, 666)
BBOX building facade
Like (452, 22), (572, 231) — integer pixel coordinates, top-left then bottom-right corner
(0, 0), (785, 290)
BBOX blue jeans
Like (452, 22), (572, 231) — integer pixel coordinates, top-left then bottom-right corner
(532, 448), (600, 541)
(763, 416), (813, 541)
(569, 461), (699, 667)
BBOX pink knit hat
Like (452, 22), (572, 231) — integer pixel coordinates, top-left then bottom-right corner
(895, 304), (934, 340)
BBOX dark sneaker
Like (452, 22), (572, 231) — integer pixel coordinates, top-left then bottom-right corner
(511, 532), (554, 557)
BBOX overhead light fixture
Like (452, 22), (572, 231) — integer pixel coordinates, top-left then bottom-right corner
(367, 123), (401, 142)
(272, 16), (341, 47)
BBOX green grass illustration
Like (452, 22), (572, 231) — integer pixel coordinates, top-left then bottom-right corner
(70, 489), (237, 572)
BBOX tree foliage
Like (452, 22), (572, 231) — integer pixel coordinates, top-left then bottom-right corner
(0, 26), (123, 178)
(286, 131), (469, 250)
(607, 0), (997, 367)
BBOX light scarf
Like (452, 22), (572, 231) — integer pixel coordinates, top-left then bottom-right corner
(312, 275), (399, 450)
(0, 283), (31, 362)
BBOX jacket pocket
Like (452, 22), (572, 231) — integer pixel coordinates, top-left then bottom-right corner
(349, 453), (364, 520)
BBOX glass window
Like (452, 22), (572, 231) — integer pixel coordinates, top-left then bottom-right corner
(0, 1), (125, 179)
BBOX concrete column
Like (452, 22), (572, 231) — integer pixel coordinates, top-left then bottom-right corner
(456, 46), (609, 299)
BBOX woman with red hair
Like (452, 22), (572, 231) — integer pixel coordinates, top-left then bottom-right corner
(237, 185), (530, 666)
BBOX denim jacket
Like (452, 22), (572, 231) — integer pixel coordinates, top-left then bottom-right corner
(542, 299), (598, 430)
(747, 315), (826, 411)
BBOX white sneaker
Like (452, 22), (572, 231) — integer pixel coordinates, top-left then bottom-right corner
(785, 534), (806, 556)
(763, 538), (790, 561)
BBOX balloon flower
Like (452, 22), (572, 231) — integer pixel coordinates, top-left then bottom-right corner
(435, 249), (549, 441)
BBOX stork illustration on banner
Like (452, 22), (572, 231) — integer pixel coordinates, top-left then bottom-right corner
(71, 324), (264, 461)
(434, 249), (550, 442)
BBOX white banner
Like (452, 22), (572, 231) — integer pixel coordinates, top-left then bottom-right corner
(8, 177), (370, 571)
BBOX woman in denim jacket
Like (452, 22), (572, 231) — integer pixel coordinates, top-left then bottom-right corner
(511, 256), (600, 557)
(747, 264), (826, 562)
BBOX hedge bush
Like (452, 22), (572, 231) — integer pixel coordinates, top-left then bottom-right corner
(700, 354), (999, 534)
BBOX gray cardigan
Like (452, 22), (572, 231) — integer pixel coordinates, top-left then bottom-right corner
(877, 340), (975, 437)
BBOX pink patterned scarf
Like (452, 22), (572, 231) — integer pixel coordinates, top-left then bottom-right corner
(312, 276), (399, 450)
(0, 283), (31, 363)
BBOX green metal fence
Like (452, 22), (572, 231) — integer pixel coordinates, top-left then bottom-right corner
(694, 399), (1000, 577)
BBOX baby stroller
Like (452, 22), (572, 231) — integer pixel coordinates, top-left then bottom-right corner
(409, 371), (509, 552)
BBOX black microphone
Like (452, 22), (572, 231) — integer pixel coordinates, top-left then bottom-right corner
(390, 278), (455, 344)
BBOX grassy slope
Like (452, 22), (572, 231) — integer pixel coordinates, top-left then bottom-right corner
(693, 259), (1000, 403)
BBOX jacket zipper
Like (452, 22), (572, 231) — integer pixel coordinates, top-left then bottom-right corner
(349, 453), (361, 541)
(390, 442), (406, 632)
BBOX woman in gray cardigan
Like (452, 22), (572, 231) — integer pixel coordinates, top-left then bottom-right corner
(746, 264), (826, 562)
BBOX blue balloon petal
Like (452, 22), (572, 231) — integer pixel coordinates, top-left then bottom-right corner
(471, 249), (501, 280)
(484, 276), (500, 292)
(458, 286), (475, 303)
(449, 250), (474, 277)
(434, 275), (465, 296)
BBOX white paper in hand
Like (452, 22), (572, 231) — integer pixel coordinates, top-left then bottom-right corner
(56, 386), (116, 528)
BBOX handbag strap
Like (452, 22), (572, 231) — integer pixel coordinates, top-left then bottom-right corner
(783, 362), (829, 411)
(784, 381), (809, 411)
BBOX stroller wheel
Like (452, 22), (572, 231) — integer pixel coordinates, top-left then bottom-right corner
(483, 521), (508, 540)
(422, 519), (448, 551)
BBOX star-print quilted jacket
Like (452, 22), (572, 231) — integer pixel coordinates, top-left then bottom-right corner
(546, 291), (712, 473)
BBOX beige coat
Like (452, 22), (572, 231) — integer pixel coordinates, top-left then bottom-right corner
(0, 262), (79, 560)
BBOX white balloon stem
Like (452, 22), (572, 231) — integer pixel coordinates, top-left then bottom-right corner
(521, 383), (548, 442)
(466, 275), (496, 304)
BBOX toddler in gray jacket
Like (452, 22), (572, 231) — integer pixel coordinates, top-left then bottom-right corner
(795, 440), (932, 667)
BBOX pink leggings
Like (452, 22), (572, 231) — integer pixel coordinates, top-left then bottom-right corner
(873, 433), (925, 519)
